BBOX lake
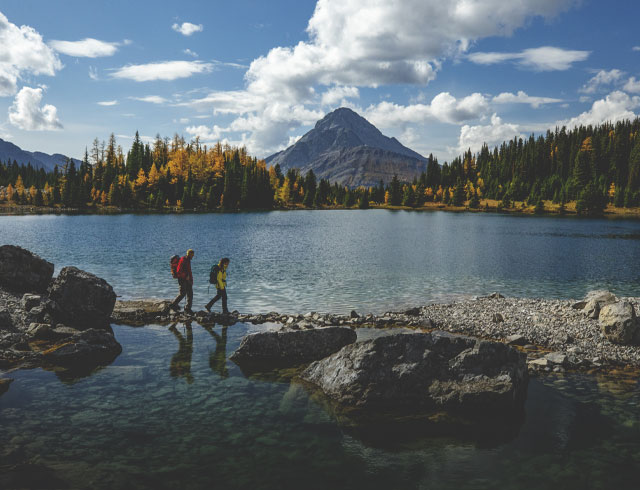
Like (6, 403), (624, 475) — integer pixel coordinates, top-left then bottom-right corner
(1, 210), (640, 489)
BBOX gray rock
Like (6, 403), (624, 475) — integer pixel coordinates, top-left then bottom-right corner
(599, 301), (638, 345)
(583, 290), (617, 319)
(544, 352), (567, 366)
(492, 313), (505, 323)
(488, 292), (505, 299)
(0, 245), (54, 293)
(505, 334), (527, 346)
(350, 310), (360, 318)
(0, 308), (13, 330)
(301, 332), (528, 416)
(230, 326), (357, 372)
(21, 293), (42, 311)
(47, 267), (116, 330)
(26, 323), (52, 339)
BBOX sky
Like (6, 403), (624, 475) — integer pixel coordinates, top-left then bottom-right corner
(1, 0), (640, 162)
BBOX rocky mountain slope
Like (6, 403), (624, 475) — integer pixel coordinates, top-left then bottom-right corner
(0, 138), (80, 171)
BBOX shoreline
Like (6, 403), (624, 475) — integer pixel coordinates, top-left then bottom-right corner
(110, 293), (640, 376)
(1, 200), (640, 218)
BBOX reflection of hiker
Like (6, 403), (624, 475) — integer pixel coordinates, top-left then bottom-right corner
(169, 323), (194, 384)
(203, 325), (229, 378)
(205, 258), (230, 314)
(170, 249), (194, 314)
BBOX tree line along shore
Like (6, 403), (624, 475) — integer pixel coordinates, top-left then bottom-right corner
(1, 117), (639, 215)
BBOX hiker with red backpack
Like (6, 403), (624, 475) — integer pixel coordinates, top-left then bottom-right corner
(169, 249), (195, 314)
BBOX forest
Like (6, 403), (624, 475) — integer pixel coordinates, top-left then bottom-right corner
(1, 117), (639, 215)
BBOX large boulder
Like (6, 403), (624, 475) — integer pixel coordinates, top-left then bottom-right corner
(230, 326), (357, 373)
(47, 267), (116, 330)
(582, 290), (617, 319)
(0, 245), (53, 293)
(301, 332), (528, 417)
(599, 302), (638, 345)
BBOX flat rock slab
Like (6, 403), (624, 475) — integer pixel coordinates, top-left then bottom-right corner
(230, 326), (357, 373)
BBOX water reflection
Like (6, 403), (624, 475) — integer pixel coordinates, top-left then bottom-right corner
(202, 324), (229, 378)
(169, 323), (194, 384)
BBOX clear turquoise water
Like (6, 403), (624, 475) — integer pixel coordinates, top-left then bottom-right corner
(1, 211), (640, 489)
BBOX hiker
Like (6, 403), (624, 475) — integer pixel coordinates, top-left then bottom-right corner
(205, 258), (230, 314)
(170, 249), (194, 314)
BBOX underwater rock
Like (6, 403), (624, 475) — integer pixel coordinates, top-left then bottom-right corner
(230, 326), (357, 373)
(0, 245), (54, 293)
(48, 266), (116, 330)
(301, 331), (528, 417)
(0, 377), (12, 396)
(41, 328), (122, 367)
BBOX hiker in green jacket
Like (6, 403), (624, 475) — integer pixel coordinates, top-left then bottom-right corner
(205, 258), (230, 314)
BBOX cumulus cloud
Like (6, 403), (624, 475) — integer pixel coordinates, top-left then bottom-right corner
(457, 114), (522, 153)
(320, 85), (359, 106)
(185, 124), (224, 141)
(623, 77), (640, 93)
(364, 92), (490, 128)
(129, 95), (168, 104)
(97, 100), (118, 106)
(562, 91), (640, 128)
(468, 46), (590, 71)
(579, 69), (624, 94)
(492, 91), (563, 108)
(49, 38), (120, 57)
(0, 12), (62, 96)
(8, 86), (62, 130)
(111, 61), (213, 81)
(172, 22), (203, 36)
(179, 0), (577, 155)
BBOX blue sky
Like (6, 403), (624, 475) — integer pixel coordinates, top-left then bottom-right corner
(1, 0), (640, 162)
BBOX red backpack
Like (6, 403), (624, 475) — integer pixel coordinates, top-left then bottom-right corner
(170, 255), (180, 278)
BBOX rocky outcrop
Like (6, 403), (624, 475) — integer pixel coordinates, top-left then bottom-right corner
(0, 246), (120, 372)
(0, 377), (12, 396)
(0, 245), (53, 293)
(301, 332), (528, 418)
(48, 267), (116, 330)
(230, 326), (357, 372)
(582, 290), (617, 319)
(599, 301), (638, 345)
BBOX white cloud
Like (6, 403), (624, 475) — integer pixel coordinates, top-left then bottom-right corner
(579, 69), (624, 94)
(97, 100), (118, 106)
(562, 91), (640, 128)
(49, 38), (119, 57)
(320, 85), (359, 106)
(633, 46), (640, 52)
(0, 12), (62, 96)
(457, 113), (522, 154)
(579, 96), (592, 103)
(493, 91), (563, 108)
(8, 86), (62, 130)
(178, 0), (577, 155)
(172, 22), (203, 36)
(183, 48), (198, 57)
(88, 66), (99, 80)
(129, 95), (168, 104)
(623, 77), (640, 93)
(364, 92), (489, 128)
(185, 124), (224, 141)
(111, 61), (213, 81)
(468, 46), (590, 71)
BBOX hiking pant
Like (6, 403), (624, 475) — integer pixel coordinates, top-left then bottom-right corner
(172, 278), (193, 310)
(206, 288), (228, 313)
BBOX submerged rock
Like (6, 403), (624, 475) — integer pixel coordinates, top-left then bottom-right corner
(599, 301), (638, 345)
(230, 326), (357, 373)
(301, 332), (528, 417)
(48, 267), (116, 330)
(0, 377), (12, 396)
(0, 245), (53, 293)
(42, 328), (122, 367)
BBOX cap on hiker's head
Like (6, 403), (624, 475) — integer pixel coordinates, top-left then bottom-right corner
(187, 249), (194, 255)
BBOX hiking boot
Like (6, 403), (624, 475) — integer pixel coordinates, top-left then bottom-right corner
(222, 309), (230, 315)
(204, 303), (212, 313)
(169, 303), (179, 312)
(184, 308), (194, 315)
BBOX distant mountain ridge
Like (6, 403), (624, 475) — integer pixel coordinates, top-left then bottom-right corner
(266, 107), (428, 187)
(0, 138), (80, 172)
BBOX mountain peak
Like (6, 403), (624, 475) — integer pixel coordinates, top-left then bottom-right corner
(265, 108), (428, 187)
